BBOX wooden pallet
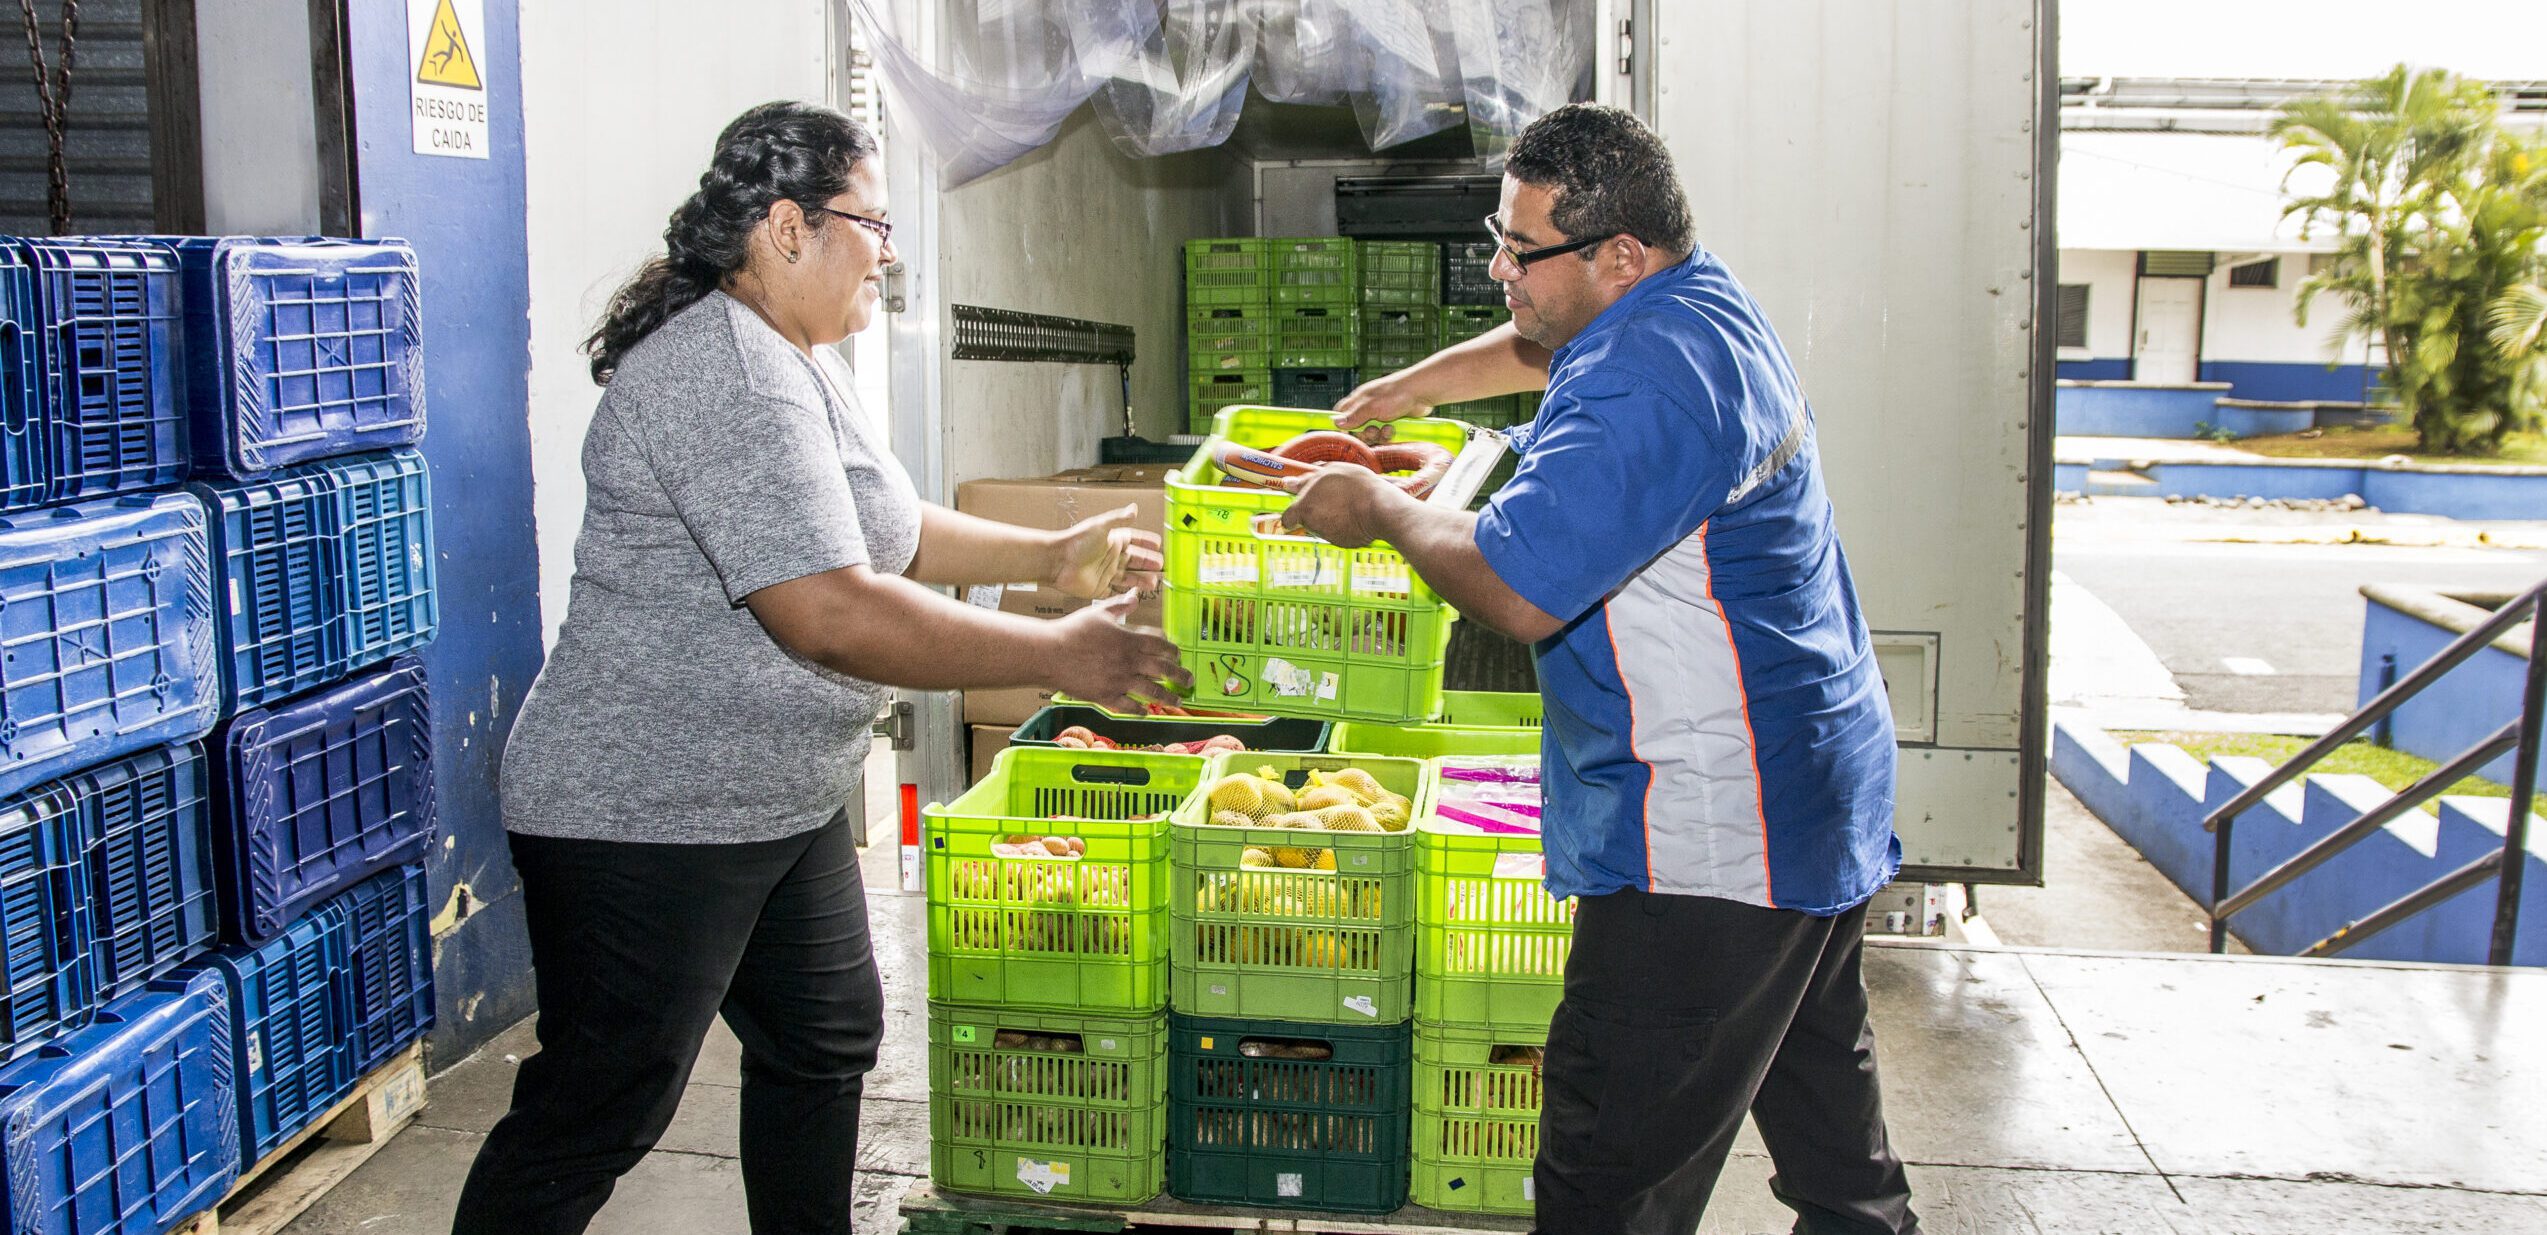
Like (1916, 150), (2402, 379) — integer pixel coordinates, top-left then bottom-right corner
(899, 1183), (1532, 1235)
(170, 1044), (429, 1235)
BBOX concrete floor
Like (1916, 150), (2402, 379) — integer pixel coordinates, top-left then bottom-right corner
(279, 795), (2547, 1235)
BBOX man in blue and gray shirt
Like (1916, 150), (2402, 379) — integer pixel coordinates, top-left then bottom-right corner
(1286, 103), (1922, 1235)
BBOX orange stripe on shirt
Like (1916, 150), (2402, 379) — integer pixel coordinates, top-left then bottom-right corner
(1699, 522), (1775, 905)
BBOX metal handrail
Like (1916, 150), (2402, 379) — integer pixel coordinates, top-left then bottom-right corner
(2204, 579), (2547, 964)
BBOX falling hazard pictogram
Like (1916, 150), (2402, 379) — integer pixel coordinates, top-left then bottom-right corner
(415, 0), (481, 90)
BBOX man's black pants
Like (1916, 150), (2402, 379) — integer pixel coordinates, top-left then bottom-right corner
(452, 814), (883, 1235)
(1533, 889), (1920, 1235)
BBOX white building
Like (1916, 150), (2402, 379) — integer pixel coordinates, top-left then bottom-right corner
(2056, 1), (2547, 404)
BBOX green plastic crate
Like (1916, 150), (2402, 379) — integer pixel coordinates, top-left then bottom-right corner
(1186, 238), (1272, 308)
(1165, 408), (1468, 724)
(1414, 806), (1572, 1032)
(1410, 1020), (1545, 1216)
(1271, 237), (1360, 306)
(1169, 751), (1427, 1024)
(1329, 691), (1543, 758)
(1438, 305), (1511, 348)
(1273, 305), (1359, 368)
(1190, 306), (1274, 374)
(1360, 306), (1438, 376)
(1191, 370), (1273, 433)
(1439, 395), (1521, 428)
(1357, 241), (1439, 308)
(928, 1001), (1167, 1205)
(1167, 1012), (1411, 1213)
(924, 748), (1196, 1012)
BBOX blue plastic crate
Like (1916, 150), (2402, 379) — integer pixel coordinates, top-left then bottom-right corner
(321, 451), (435, 670)
(186, 467), (343, 716)
(335, 863), (430, 1076)
(0, 970), (236, 1234)
(0, 492), (220, 802)
(0, 247), (45, 514)
(0, 787), (89, 1062)
(172, 238), (426, 479)
(69, 744), (218, 1002)
(213, 658), (431, 944)
(188, 910), (348, 1163)
(14, 240), (185, 503)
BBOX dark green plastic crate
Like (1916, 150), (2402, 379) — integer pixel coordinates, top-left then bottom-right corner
(1270, 368), (1356, 411)
(1012, 705), (1331, 755)
(1168, 1012), (1411, 1213)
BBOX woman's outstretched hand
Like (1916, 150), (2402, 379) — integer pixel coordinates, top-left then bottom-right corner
(1050, 503), (1163, 601)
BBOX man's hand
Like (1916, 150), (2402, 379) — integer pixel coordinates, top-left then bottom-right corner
(1276, 466), (1409, 549)
(1333, 371), (1433, 432)
(1049, 504), (1162, 601)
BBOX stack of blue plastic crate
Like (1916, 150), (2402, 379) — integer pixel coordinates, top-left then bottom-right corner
(0, 234), (442, 1232)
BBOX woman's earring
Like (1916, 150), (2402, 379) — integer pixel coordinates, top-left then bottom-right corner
(786, 250), (802, 264)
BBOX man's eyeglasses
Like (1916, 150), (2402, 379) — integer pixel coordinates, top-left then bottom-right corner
(1484, 214), (1606, 269)
(808, 203), (893, 245)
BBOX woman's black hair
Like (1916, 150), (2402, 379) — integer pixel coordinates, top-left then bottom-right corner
(584, 100), (879, 384)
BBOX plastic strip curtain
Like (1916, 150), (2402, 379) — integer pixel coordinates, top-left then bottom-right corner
(851, 0), (1590, 187)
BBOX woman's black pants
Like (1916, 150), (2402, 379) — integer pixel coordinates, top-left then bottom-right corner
(452, 814), (883, 1235)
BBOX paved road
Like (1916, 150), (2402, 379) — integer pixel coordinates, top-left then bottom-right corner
(2056, 503), (2547, 717)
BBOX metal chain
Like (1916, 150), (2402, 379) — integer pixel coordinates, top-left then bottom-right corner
(16, 0), (80, 235)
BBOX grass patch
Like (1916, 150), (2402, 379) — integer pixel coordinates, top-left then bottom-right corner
(2235, 425), (2547, 467)
(2113, 730), (2514, 807)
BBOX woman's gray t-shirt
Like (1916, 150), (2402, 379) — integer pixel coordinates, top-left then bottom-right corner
(502, 293), (921, 842)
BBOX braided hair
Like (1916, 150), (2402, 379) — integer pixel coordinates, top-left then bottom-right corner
(584, 101), (879, 385)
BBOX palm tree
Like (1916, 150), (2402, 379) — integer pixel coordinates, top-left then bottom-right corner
(2276, 66), (2509, 450)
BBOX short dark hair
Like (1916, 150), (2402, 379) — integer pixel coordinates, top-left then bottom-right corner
(1505, 103), (1694, 257)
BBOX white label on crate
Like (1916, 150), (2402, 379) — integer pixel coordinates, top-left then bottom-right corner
(1277, 1173), (1305, 1199)
(229, 576), (243, 613)
(1316, 673), (1340, 702)
(1016, 1157), (1070, 1194)
(964, 585), (1003, 610)
(1201, 559), (1259, 586)
(1208, 983), (1230, 998)
(1098, 1038), (1118, 1053)
(1352, 563), (1411, 596)
(1263, 658), (1312, 697)
(246, 1030), (264, 1076)
(1342, 995), (1379, 1019)
(1524, 1179), (1536, 1201)
(1269, 564), (1323, 589)
(410, 542), (426, 573)
(1493, 853), (1547, 881)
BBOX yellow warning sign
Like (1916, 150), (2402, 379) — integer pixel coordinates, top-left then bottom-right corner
(415, 0), (481, 90)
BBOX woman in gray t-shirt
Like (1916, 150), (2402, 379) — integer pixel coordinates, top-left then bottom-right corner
(454, 102), (1189, 1234)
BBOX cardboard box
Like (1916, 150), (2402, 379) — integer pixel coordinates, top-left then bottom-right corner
(969, 724), (1018, 785)
(955, 464), (1178, 725)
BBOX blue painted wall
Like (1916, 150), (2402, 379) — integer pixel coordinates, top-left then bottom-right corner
(2057, 357), (2132, 381)
(2066, 457), (2547, 519)
(2054, 382), (2229, 437)
(2199, 360), (2380, 404)
(2050, 720), (2546, 964)
(2358, 595), (2542, 788)
(350, 0), (544, 1061)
